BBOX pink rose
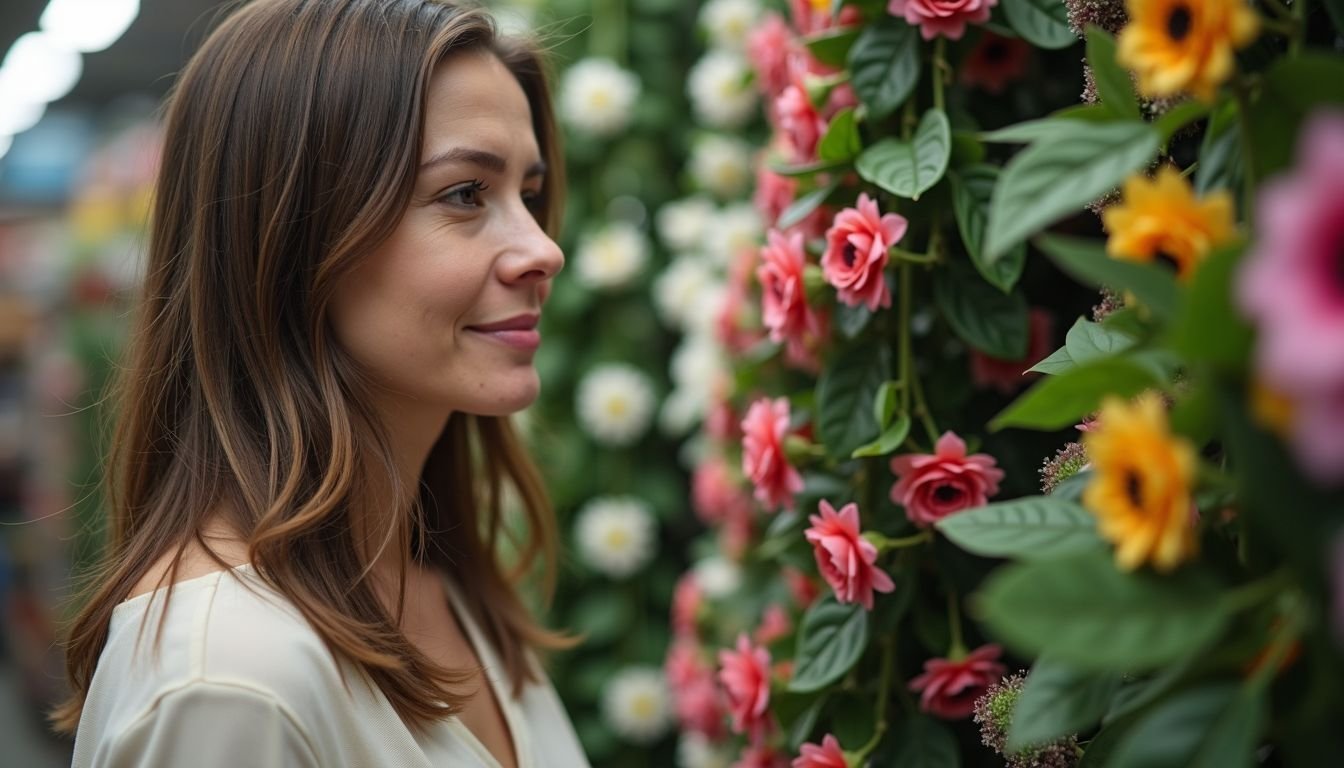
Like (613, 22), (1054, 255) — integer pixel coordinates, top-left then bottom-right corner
(718, 633), (773, 741)
(821, 193), (907, 310)
(889, 0), (998, 40)
(665, 637), (706, 688)
(783, 566), (821, 609)
(775, 82), (825, 163)
(748, 12), (796, 97)
(804, 500), (897, 610)
(908, 644), (1006, 719)
(673, 572), (704, 638)
(969, 309), (1054, 394)
(792, 734), (847, 768)
(742, 397), (805, 512)
(754, 604), (794, 645)
(693, 456), (753, 527)
(890, 431), (1005, 527)
(758, 229), (830, 370)
(736, 744), (791, 768)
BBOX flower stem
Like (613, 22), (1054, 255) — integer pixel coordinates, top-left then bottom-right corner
(854, 633), (897, 761)
(932, 38), (947, 114)
(947, 588), (967, 658)
(869, 529), (933, 552)
(898, 262), (913, 419)
(1231, 77), (1258, 227)
(890, 246), (939, 264)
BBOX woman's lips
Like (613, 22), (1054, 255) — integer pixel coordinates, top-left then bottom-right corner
(466, 313), (541, 350)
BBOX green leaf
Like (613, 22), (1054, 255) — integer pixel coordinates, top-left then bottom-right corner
(1002, 0), (1076, 49)
(1195, 102), (1241, 195)
(778, 182), (838, 230)
(976, 553), (1232, 671)
(835, 301), (874, 339)
(1007, 655), (1123, 751)
(936, 497), (1104, 560)
(886, 716), (961, 768)
(857, 109), (952, 200)
(874, 380), (900, 427)
(933, 263), (1029, 358)
(803, 26), (862, 68)
(852, 414), (911, 458)
(990, 357), (1160, 431)
(1064, 316), (1137, 365)
(1085, 26), (1139, 120)
(818, 107), (862, 163)
(786, 694), (829, 751)
(1189, 690), (1265, 768)
(951, 166), (1027, 292)
(1154, 100), (1209, 143)
(848, 18), (921, 119)
(1027, 345), (1075, 375)
(1245, 54), (1344, 179)
(980, 117), (1089, 144)
(985, 122), (1160, 262)
(790, 597), (870, 692)
(1169, 244), (1251, 368)
(817, 343), (892, 459)
(1107, 683), (1240, 768)
(1035, 234), (1181, 322)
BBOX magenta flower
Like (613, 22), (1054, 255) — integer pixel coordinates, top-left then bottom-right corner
(804, 500), (897, 610)
(758, 229), (830, 369)
(889, 0), (998, 40)
(741, 397), (805, 511)
(1238, 111), (1344, 484)
(890, 431), (1005, 527)
(821, 193), (907, 310)
(909, 644), (1006, 720)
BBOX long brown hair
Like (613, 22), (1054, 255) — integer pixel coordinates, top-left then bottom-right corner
(54, 0), (572, 735)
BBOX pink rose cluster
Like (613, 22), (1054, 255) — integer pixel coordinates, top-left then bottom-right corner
(889, 0), (999, 40)
(741, 397), (805, 511)
(890, 431), (1005, 527)
(804, 500), (896, 610)
(718, 633), (775, 743)
(758, 229), (830, 370)
(1237, 112), (1344, 485)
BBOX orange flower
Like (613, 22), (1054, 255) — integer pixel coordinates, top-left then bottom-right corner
(1117, 0), (1259, 101)
(1101, 166), (1236, 281)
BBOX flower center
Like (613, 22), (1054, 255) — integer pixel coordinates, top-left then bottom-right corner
(1153, 249), (1182, 274)
(842, 243), (858, 268)
(983, 40), (1008, 63)
(1125, 470), (1144, 509)
(1167, 4), (1192, 42)
(933, 484), (964, 504)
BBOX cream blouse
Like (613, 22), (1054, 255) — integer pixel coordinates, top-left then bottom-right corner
(71, 563), (591, 768)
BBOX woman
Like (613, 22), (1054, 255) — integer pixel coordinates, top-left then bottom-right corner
(54, 1), (587, 766)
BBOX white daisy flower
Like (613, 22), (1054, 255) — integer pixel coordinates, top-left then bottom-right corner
(678, 732), (734, 768)
(661, 333), (730, 436)
(655, 196), (718, 254)
(699, 0), (762, 50)
(602, 666), (673, 744)
(701, 202), (762, 266)
(575, 363), (656, 446)
(692, 555), (743, 599)
(559, 58), (640, 137)
(689, 134), (754, 199)
(575, 496), (658, 578)
(653, 256), (718, 330)
(687, 50), (758, 129)
(573, 222), (650, 290)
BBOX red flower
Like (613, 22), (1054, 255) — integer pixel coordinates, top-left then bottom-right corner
(822, 193), (907, 311)
(960, 32), (1032, 93)
(908, 644), (1006, 720)
(804, 500), (896, 610)
(792, 734), (848, 768)
(758, 229), (830, 370)
(718, 633), (773, 741)
(742, 397), (805, 512)
(969, 309), (1054, 393)
(889, 0), (997, 40)
(890, 431), (1005, 527)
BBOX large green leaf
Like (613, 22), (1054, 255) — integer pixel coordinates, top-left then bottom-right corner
(1027, 345), (1075, 375)
(990, 357), (1161, 431)
(818, 107), (862, 163)
(985, 122), (1160, 262)
(1035, 234), (1181, 322)
(1195, 102), (1241, 195)
(1085, 26), (1139, 120)
(1169, 244), (1252, 368)
(1007, 655), (1123, 751)
(852, 414), (912, 458)
(790, 597), (870, 692)
(804, 26), (861, 68)
(933, 263), (1029, 358)
(977, 553), (1232, 671)
(936, 497), (1104, 560)
(857, 109), (952, 200)
(950, 166), (1027, 292)
(1189, 690), (1265, 768)
(816, 343), (892, 458)
(1064, 316), (1137, 365)
(885, 716), (961, 768)
(778, 182), (839, 230)
(848, 18), (921, 119)
(1108, 683), (1248, 768)
(1002, 0), (1076, 49)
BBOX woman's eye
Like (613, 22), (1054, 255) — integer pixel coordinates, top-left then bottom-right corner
(440, 179), (489, 208)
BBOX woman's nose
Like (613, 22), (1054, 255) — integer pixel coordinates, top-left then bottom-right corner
(501, 209), (565, 285)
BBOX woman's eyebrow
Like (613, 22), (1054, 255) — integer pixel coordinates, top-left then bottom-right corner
(419, 147), (546, 178)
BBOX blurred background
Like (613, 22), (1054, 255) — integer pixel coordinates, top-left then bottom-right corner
(0, 0), (751, 765)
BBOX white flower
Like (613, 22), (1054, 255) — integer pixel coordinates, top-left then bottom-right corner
(687, 50), (759, 129)
(560, 58), (640, 137)
(689, 134), (754, 199)
(575, 496), (658, 578)
(575, 363), (656, 446)
(574, 222), (650, 290)
(602, 666), (673, 743)
(692, 555), (742, 599)
(699, 0), (762, 50)
(660, 334), (729, 435)
(678, 733), (733, 768)
(653, 256), (718, 330)
(656, 196), (718, 253)
(701, 202), (762, 266)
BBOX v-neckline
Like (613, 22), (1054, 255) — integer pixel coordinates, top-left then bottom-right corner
(439, 575), (528, 768)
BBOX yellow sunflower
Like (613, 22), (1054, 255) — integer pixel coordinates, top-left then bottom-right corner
(1101, 166), (1236, 281)
(1117, 0), (1259, 101)
(1083, 393), (1199, 572)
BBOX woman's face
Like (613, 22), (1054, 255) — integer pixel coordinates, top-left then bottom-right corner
(329, 50), (564, 421)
